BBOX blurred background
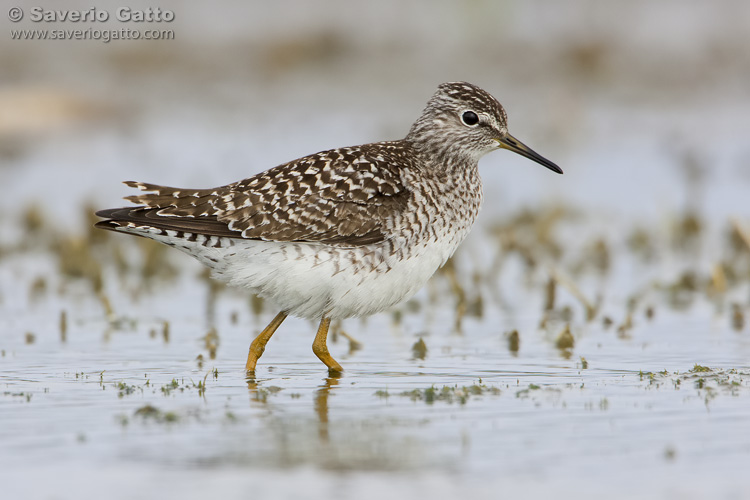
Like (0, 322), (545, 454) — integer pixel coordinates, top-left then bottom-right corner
(2, 0), (748, 226)
(2, 2), (750, 499)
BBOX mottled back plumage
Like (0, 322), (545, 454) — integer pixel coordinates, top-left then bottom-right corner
(101, 142), (416, 246)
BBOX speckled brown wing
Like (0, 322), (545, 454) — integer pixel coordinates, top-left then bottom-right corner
(110, 142), (413, 246)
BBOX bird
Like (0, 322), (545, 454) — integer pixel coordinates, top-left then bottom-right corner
(95, 81), (562, 376)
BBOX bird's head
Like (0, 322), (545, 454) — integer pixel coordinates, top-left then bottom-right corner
(408, 81), (562, 174)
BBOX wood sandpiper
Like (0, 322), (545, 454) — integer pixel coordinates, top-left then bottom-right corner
(96, 82), (562, 375)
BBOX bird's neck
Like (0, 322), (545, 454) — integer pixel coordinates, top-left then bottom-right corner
(404, 137), (478, 178)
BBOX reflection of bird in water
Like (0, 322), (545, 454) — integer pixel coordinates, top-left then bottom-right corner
(314, 377), (339, 442)
(96, 82), (562, 375)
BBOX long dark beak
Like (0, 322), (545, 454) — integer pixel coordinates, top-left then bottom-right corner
(496, 134), (563, 174)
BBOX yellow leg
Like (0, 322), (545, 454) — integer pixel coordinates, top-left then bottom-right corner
(312, 317), (343, 374)
(245, 311), (287, 374)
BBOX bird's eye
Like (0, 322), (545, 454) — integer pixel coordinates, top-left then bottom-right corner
(461, 111), (479, 126)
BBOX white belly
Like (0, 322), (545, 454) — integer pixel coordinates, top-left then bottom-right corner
(207, 229), (466, 319)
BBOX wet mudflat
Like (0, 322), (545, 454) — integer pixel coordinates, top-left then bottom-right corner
(2, 199), (749, 500)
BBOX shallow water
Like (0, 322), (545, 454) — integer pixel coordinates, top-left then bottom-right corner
(2, 235), (749, 499)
